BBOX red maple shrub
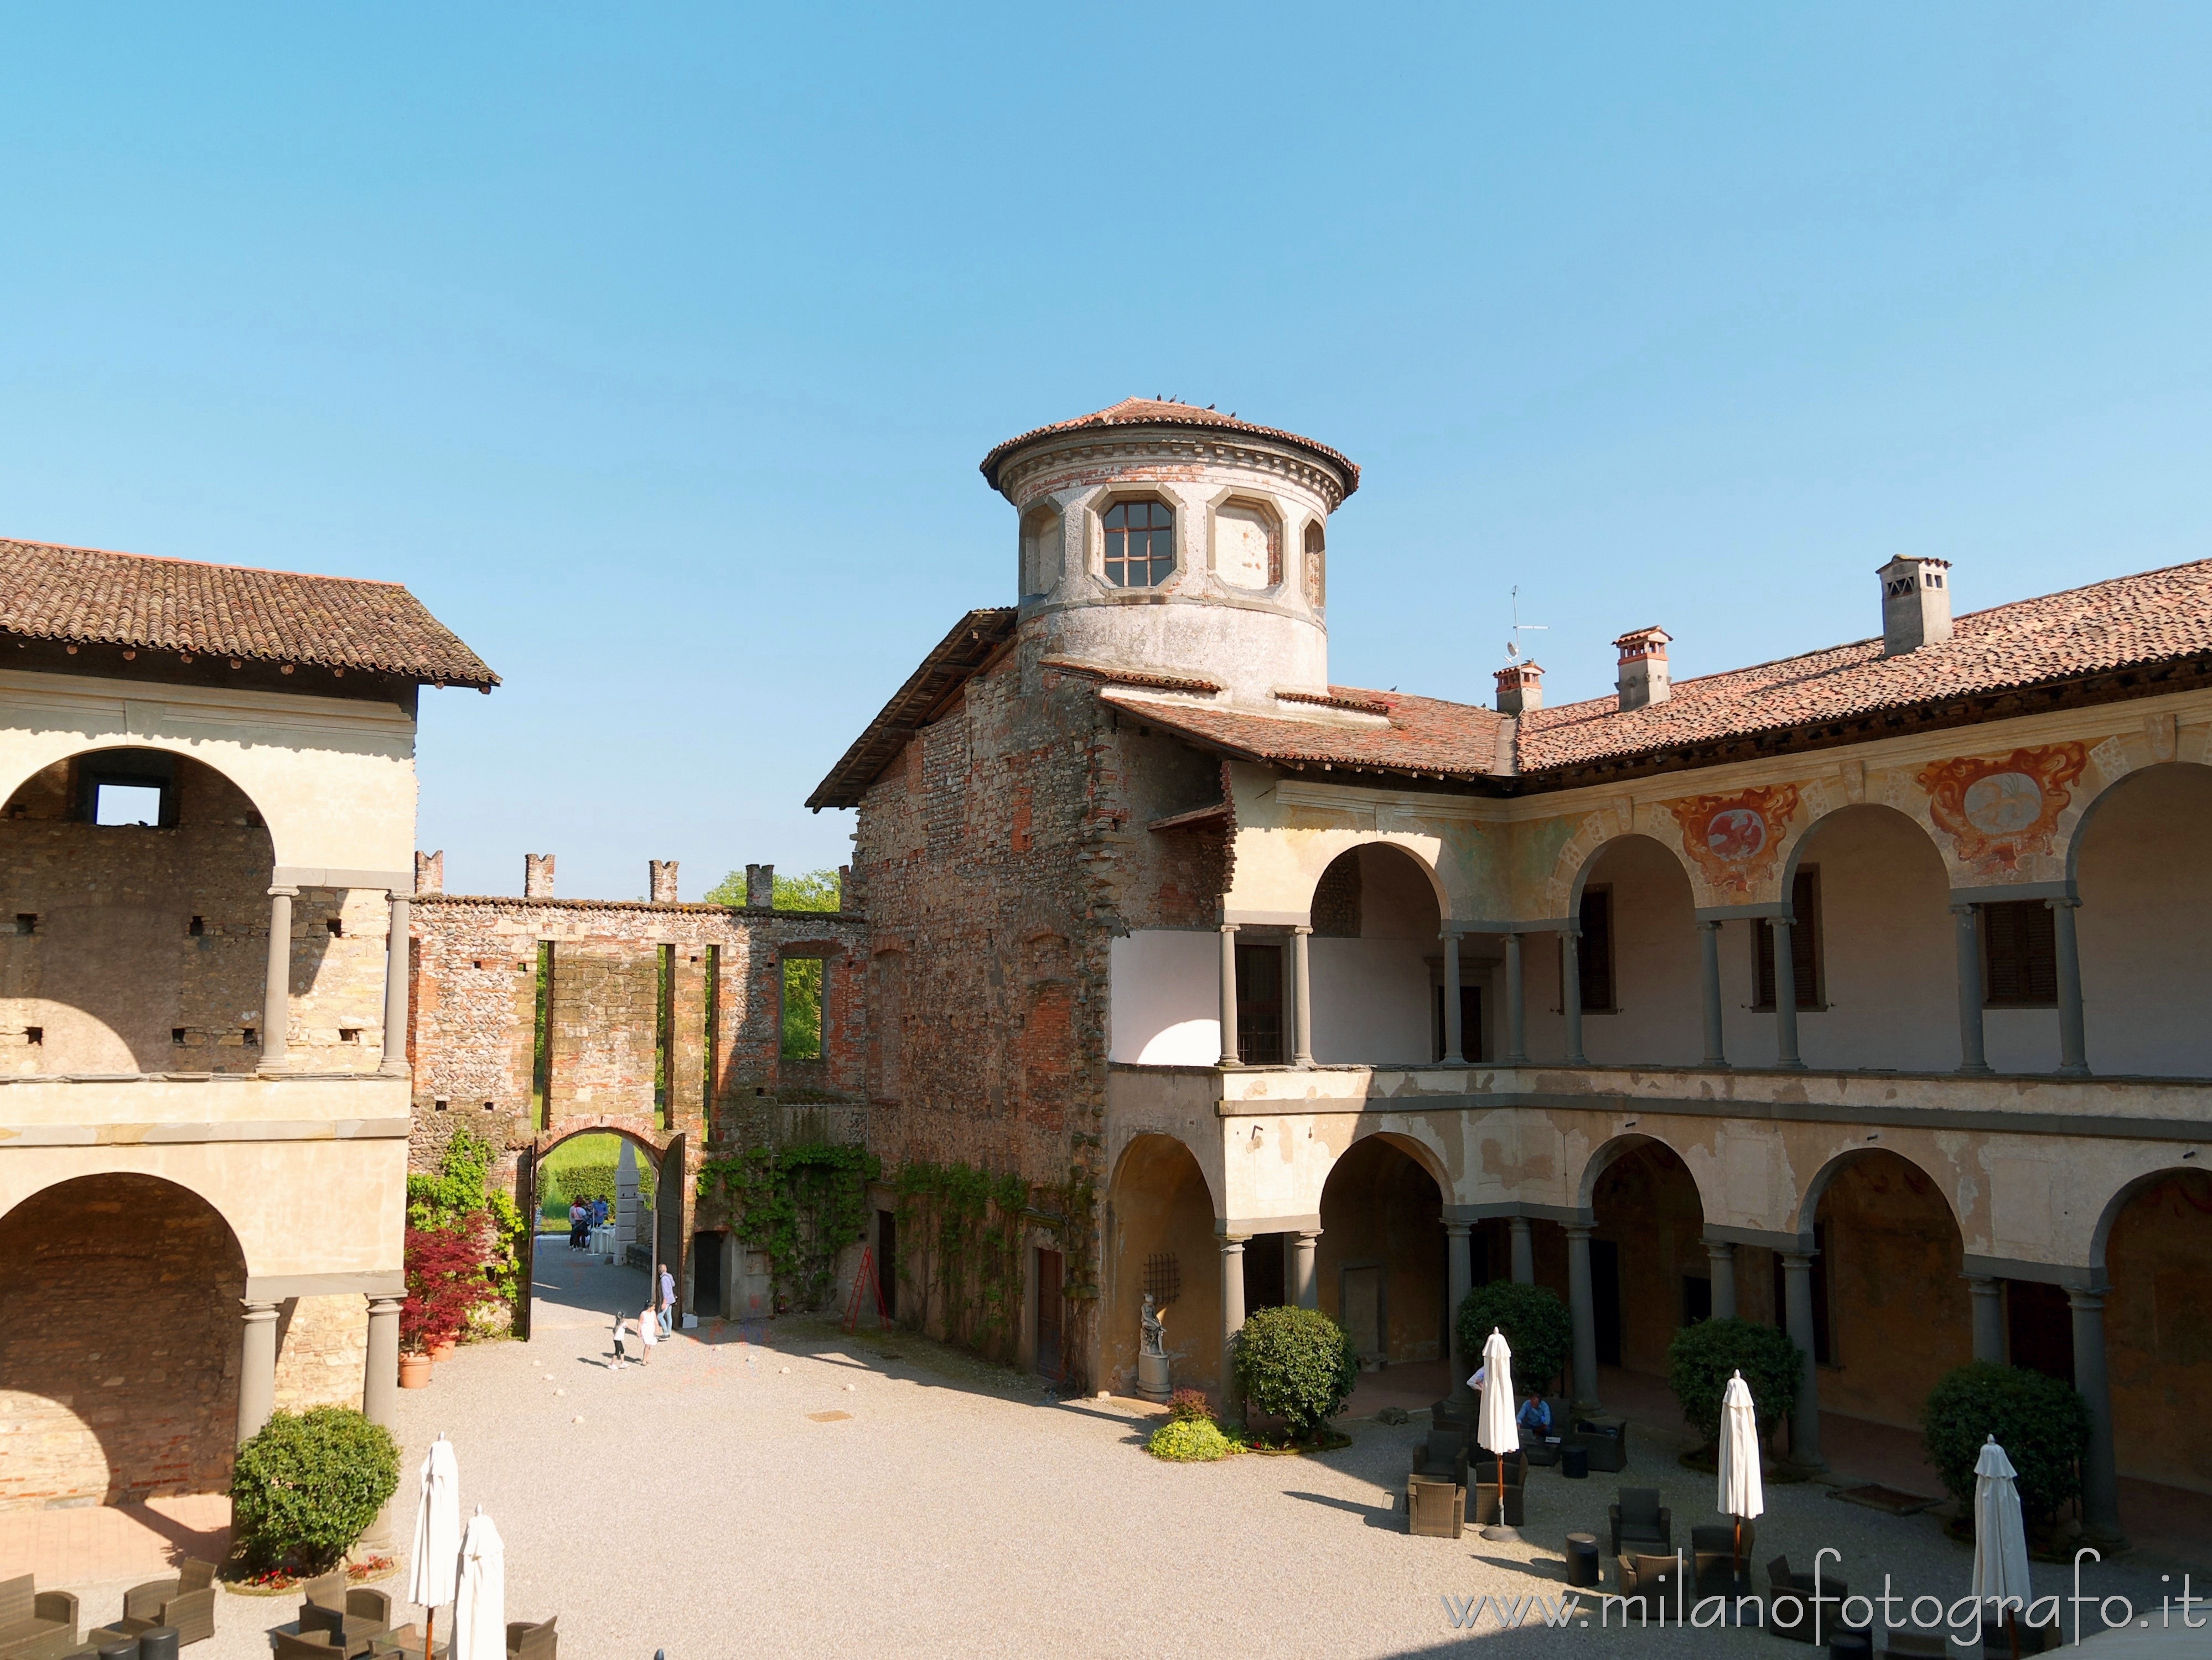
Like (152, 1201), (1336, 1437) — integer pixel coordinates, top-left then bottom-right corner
(402, 1218), (496, 1352)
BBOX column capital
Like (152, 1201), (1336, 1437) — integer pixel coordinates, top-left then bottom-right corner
(267, 885), (300, 899)
(1961, 1273), (2000, 1290)
(1949, 901), (1978, 917)
(1291, 923), (1313, 936)
(2065, 1286), (2106, 1313)
(240, 1299), (280, 1320)
(1218, 921), (1240, 935)
(1703, 1237), (1736, 1258)
(1442, 1219), (1471, 1239)
(1295, 1227), (1324, 1242)
(1697, 916), (1722, 933)
(365, 1294), (405, 1315)
(2044, 895), (2083, 911)
(1780, 1248), (1817, 1270)
(1564, 1221), (1594, 1242)
(1216, 1233), (1249, 1251)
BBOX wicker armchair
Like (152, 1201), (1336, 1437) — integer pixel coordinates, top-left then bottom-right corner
(1570, 1418), (1630, 1472)
(1690, 1522), (1755, 1597)
(0, 1576), (78, 1660)
(1467, 1480), (1525, 1528)
(1405, 1475), (1464, 1539)
(1615, 1551), (1682, 1603)
(507, 1613), (558, 1658)
(273, 1631), (344, 1659)
(121, 1559), (217, 1647)
(1608, 1488), (1671, 1557)
(297, 1576), (391, 1659)
(1765, 1554), (1851, 1643)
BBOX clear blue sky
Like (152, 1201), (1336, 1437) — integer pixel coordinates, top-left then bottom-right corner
(6, 6), (2208, 899)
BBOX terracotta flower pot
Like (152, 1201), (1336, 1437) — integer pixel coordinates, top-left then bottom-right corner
(430, 1337), (457, 1361)
(398, 1353), (433, 1389)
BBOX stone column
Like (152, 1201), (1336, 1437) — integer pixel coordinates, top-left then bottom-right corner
(1219, 1236), (1247, 1409)
(1706, 1238), (1737, 1320)
(2049, 898), (2089, 1076)
(1966, 1277), (2004, 1363)
(1781, 1251), (1824, 1468)
(1217, 924), (1241, 1068)
(1509, 1216), (1534, 1284)
(1562, 922), (1587, 1065)
(362, 1296), (402, 1426)
(1441, 928), (1466, 1065)
(2069, 1289), (2125, 1543)
(1292, 1231), (1320, 1310)
(1445, 1221), (1473, 1411)
(1567, 1223), (1602, 1413)
(1504, 931), (1527, 1064)
(1771, 915), (1804, 1070)
(1290, 926), (1315, 1068)
(380, 892), (412, 1078)
(237, 1301), (280, 1445)
(262, 887), (296, 1070)
(1698, 920), (1728, 1067)
(1952, 903), (1991, 1075)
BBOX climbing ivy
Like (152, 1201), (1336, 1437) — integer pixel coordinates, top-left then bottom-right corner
(698, 1142), (879, 1310)
(893, 1160), (1032, 1357)
(406, 1124), (525, 1301)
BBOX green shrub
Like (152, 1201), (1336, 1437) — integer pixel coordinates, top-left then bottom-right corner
(1455, 1282), (1573, 1393)
(1167, 1387), (1215, 1424)
(1666, 1317), (1802, 1447)
(1233, 1305), (1360, 1439)
(1922, 1362), (2091, 1527)
(1147, 1418), (1235, 1461)
(231, 1407), (400, 1572)
(547, 1163), (617, 1208)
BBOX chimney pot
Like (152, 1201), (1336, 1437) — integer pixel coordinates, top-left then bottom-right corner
(1612, 626), (1672, 711)
(523, 853), (555, 899)
(1878, 556), (1953, 655)
(1493, 660), (1545, 716)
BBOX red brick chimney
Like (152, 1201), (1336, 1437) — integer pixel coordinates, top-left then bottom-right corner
(1613, 626), (1672, 711)
(1493, 660), (1545, 716)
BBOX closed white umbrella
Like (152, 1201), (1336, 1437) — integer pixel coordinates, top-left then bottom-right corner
(1972, 1436), (2034, 1658)
(1717, 1370), (1765, 1587)
(1474, 1328), (1519, 1542)
(452, 1508), (506, 1660)
(407, 1435), (461, 1657)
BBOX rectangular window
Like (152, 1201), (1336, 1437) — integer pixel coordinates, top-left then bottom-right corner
(1982, 900), (2058, 1007)
(1433, 984), (1483, 1062)
(92, 781), (165, 826)
(781, 955), (825, 1060)
(1235, 941), (1283, 1066)
(1579, 886), (1615, 1013)
(654, 942), (674, 1126)
(531, 941), (555, 1129)
(13, 914), (35, 936)
(1753, 869), (1824, 1011)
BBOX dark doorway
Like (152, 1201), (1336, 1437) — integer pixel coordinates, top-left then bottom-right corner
(877, 1209), (898, 1319)
(1244, 1232), (1287, 1311)
(1682, 1274), (1712, 1326)
(1433, 984), (1484, 1063)
(1469, 1225), (1491, 1288)
(1035, 1248), (1063, 1376)
(1235, 942), (1283, 1065)
(692, 1231), (724, 1317)
(1592, 1238), (1623, 1366)
(2006, 1280), (2075, 1381)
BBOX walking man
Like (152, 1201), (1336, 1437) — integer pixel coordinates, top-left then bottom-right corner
(657, 1261), (676, 1335)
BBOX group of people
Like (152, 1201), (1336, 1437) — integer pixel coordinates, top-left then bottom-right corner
(566, 1196), (609, 1249)
(610, 1262), (678, 1369)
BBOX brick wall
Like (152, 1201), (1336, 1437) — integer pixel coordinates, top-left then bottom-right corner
(0, 1173), (246, 1509)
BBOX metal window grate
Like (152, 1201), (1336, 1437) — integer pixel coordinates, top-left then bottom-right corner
(1143, 1252), (1181, 1307)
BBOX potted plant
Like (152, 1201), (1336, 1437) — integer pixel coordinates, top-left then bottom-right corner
(397, 1346), (432, 1389)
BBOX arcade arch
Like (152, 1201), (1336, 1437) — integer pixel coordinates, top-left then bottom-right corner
(1585, 1137), (1709, 1377)
(1544, 834), (1701, 1067)
(1105, 1133), (1221, 1392)
(1303, 842), (1453, 1065)
(1314, 1133), (1446, 1372)
(2070, 763), (2212, 1076)
(2094, 1166), (2212, 1493)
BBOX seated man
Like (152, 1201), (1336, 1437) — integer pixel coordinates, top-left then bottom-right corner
(1517, 1390), (1553, 1437)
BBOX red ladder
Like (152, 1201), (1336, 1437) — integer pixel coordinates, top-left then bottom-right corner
(841, 1245), (892, 1334)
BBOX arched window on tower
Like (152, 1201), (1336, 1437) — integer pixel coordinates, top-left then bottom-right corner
(1303, 520), (1327, 608)
(1102, 500), (1174, 588)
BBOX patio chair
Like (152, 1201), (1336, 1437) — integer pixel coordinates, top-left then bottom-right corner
(1691, 1521), (1756, 1597)
(121, 1558), (217, 1647)
(272, 1632), (344, 1659)
(0, 1575), (78, 1660)
(1467, 1449), (1528, 1488)
(1883, 1633), (1947, 1660)
(1467, 1480), (1525, 1528)
(1406, 1475), (1464, 1539)
(1608, 1487), (1671, 1556)
(1764, 1554), (1850, 1644)
(298, 1576), (391, 1659)
(1615, 1552), (1682, 1605)
(1409, 1426), (1468, 1479)
(1569, 1418), (1630, 1472)
(507, 1615), (558, 1660)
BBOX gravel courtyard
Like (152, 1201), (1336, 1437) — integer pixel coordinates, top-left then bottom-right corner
(82, 1252), (2197, 1659)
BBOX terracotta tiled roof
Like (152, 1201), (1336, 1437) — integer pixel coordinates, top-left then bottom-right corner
(1101, 687), (1506, 780)
(979, 397), (1360, 497)
(1517, 558), (2212, 772)
(0, 537), (498, 687)
(1038, 655), (1222, 695)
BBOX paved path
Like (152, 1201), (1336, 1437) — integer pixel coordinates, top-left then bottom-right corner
(54, 1252), (2203, 1657)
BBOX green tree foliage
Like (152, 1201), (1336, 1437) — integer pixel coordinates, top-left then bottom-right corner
(702, 867), (842, 911)
(1665, 1317), (1802, 1446)
(1455, 1282), (1573, 1393)
(1922, 1362), (2091, 1527)
(1233, 1306), (1361, 1439)
(703, 869), (842, 1058)
(231, 1407), (400, 1571)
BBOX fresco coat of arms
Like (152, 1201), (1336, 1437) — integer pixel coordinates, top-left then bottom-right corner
(1664, 783), (1802, 896)
(1916, 744), (2087, 875)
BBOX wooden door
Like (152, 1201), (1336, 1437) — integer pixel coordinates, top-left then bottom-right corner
(514, 1147), (537, 1342)
(1035, 1248), (1063, 1376)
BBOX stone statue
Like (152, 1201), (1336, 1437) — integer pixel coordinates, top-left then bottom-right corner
(1141, 1292), (1167, 1356)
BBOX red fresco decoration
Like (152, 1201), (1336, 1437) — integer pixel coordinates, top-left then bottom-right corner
(1665, 784), (1802, 895)
(1916, 744), (2087, 875)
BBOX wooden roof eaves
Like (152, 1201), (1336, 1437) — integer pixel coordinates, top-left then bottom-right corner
(804, 607), (1018, 811)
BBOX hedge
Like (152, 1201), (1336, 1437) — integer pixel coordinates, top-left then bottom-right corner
(1665, 1317), (1802, 1446)
(1233, 1306), (1360, 1438)
(1922, 1362), (2090, 1527)
(231, 1407), (400, 1572)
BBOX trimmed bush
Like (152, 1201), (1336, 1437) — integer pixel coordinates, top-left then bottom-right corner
(1922, 1362), (2091, 1527)
(231, 1407), (400, 1572)
(1147, 1418), (1235, 1462)
(547, 1163), (617, 1209)
(1666, 1317), (1802, 1447)
(1455, 1282), (1573, 1393)
(1167, 1387), (1215, 1424)
(1233, 1305), (1360, 1439)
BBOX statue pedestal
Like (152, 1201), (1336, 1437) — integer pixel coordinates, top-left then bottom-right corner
(1136, 1352), (1172, 1402)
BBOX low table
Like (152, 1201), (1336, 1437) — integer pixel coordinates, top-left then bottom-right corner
(370, 1626), (450, 1659)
